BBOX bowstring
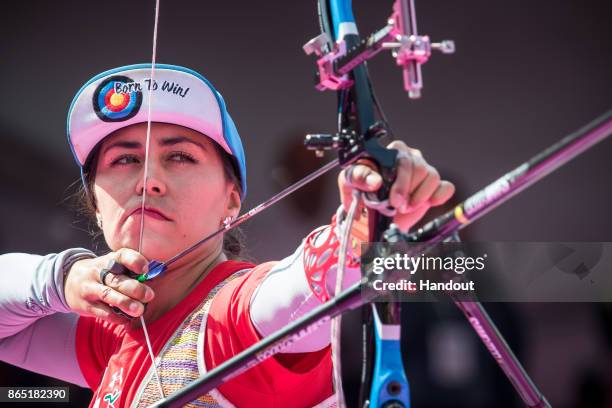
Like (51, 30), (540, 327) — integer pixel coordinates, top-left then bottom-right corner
(138, 0), (165, 400)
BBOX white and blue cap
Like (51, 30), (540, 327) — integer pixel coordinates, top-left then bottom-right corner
(67, 63), (247, 199)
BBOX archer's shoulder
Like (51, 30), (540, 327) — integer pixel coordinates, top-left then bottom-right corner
(219, 260), (278, 291)
(207, 261), (278, 311)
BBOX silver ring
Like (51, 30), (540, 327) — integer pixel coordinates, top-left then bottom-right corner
(99, 267), (113, 286)
(99, 260), (130, 285)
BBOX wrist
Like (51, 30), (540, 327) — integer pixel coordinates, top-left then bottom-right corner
(336, 205), (369, 257)
(60, 250), (96, 310)
(62, 251), (96, 278)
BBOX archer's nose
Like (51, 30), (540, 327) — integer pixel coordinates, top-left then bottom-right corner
(135, 163), (167, 196)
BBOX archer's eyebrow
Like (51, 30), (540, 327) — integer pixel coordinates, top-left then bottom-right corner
(102, 140), (141, 154)
(159, 136), (208, 151)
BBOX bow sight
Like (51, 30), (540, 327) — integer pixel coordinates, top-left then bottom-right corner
(303, 0), (454, 98)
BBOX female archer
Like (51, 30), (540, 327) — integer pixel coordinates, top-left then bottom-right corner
(0, 64), (454, 407)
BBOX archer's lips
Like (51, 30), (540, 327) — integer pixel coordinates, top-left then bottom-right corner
(129, 207), (172, 221)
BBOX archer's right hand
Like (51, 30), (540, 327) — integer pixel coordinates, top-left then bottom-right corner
(64, 249), (155, 324)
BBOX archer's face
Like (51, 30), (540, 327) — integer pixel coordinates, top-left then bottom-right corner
(93, 122), (240, 263)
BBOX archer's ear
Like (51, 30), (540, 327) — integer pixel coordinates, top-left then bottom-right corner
(225, 183), (241, 218)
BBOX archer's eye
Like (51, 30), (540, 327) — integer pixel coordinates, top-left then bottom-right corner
(111, 154), (140, 166)
(168, 151), (197, 163)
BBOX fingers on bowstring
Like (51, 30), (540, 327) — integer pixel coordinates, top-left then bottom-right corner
(114, 248), (149, 275)
(78, 280), (132, 322)
(105, 248), (155, 304)
(87, 302), (131, 325)
(101, 271), (155, 304)
(93, 281), (147, 318)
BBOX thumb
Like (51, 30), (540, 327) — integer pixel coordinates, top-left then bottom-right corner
(342, 164), (382, 191)
(338, 163), (382, 213)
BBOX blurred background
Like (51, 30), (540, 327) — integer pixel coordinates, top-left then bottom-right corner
(0, 0), (611, 406)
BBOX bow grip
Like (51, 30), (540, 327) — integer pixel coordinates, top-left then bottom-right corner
(363, 122), (398, 189)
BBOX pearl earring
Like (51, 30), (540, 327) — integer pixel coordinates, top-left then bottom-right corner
(96, 215), (103, 229)
(222, 216), (234, 229)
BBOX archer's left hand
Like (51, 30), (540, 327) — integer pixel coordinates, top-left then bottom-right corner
(338, 140), (455, 231)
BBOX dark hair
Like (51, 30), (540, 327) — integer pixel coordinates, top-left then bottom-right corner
(76, 136), (247, 260)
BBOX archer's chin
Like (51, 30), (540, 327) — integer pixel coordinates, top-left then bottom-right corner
(137, 236), (182, 262)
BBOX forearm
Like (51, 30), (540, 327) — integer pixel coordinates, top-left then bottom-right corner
(250, 207), (365, 352)
(0, 249), (95, 339)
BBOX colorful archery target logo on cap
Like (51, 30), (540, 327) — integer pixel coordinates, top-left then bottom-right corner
(92, 75), (143, 122)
